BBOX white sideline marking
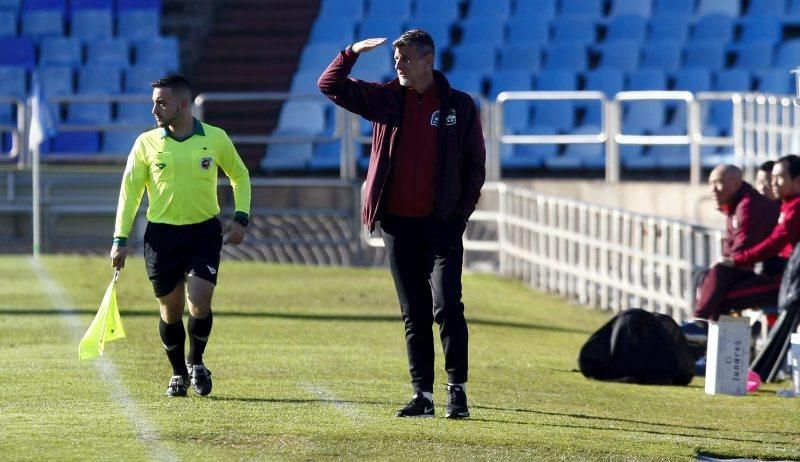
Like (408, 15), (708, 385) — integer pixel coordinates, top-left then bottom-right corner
(301, 382), (364, 422)
(30, 258), (177, 462)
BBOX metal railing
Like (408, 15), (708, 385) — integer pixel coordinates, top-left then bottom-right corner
(0, 96), (26, 165)
(739, 93), (800, 180)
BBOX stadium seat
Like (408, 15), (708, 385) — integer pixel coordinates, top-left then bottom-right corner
(0, 0), (20, 10)
(745, 0), (784, 15)
(566, 125), (605, 169)
(672, 68), (712, 93)
(648, 15), (690, 42)
(683, 41), (726, 70)
(124, 64), (166, 93)
(582, 68), (624, 125)
(0, 11), (17, 36)
(689, 13), (734, 44)
(71, 0), (112, 9)
(413, 0), (459, 22)
(318, 0), (364, 20)
(713, 69), (751, 92)
(513, 0), (556, 20)
(365, 0), (411, 20)
(0, 37), (35, 69)
(22, 0), (65, 11)
(466, 0), (511, 20)
(450, 44), (496, 72)
(0, 66), (26, 123)
(403, 17), (452, 48)
(653, 0), (694, 16)
(261, 129), (313, 172)
(276, 100), (326, 134)
(543, 42), (586, 71)
(552, 17), (596, 45)
(308, 140), (342, 171)
(67, 101), (112, 124)
(459, 17), (505, 46)
(559, 0), (603, 18)
(737, 15), (782, 46)
(444, 69), (484, 95)
(605, 15), (647, 42)
(70, 9), (113, 41)
(624, 70), (667, 132)
(45, 131), (100, 154)
(116, 101), (152, 124)
(596, 40), (640, 73)
(86, 38), (130, 67)
(38, 66), (74, 117)
(132, 36), (178, 71)
(497, 99), (533, 133)
(358, 16), (404, 39)
(732, 42), (773, 70)
(38, 37), (82, 67)
(100, 129), (140, 155)
(755, 69), (793, 94)
(487, 70), (532, 98)
(497, 44), (541, 72)
(608, 0), (652, 17)
(299, 42), (343, 72)
(21, 9), (64, 39)
(774, 39), (800, 68)
(77, 65), (121, 94)
(289, 70), (323, 95)
(349, 45), (392, 82)
(531, 70), (577, 132)
(506, 16), (550, 46)
(502, 127), (557, 170)
(787, 0), (800, 23)
(309, 14), (356, 44)
(696, 0), (739, 16)
(117, 8), (159, 41)
(115, 0), (160, 10)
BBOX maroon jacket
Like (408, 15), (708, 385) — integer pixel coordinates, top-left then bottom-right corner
(720, 182), (780, 270)
(318, 48), (486, 231)
(734, 194), (800, 268)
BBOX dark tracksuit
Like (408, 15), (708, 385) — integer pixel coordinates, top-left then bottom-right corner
(694, 183), (784, 320)
(318, 48), (486, 392)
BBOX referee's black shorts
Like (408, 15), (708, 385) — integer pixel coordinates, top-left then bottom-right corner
(143, 217), (223, 297)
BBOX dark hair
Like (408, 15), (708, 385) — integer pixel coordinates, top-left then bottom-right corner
(759, 160), (775, 174)
(392, 29), (435, 58)
(776, 155), (800, 179)
(151, 74), (192, 99)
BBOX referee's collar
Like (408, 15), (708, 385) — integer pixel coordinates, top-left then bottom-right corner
(160, 118), (205, 140)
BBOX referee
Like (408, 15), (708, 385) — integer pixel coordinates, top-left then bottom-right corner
(110, 75), (251, 397)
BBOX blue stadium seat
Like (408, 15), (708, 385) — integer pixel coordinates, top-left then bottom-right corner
(487, 70), (532, 98)
(38, 37), (82, 67)
(627, 68), (666, 90)
(497, 44), (541, 72)
(683, 41), (726, 70)
(620, 128), (652, 170)
(0, 66), (26, 123)
(459, 17), (505, 46)
(349, 45), (392, 82)
(45, 131), (100, 154)
(543, 42), (586, 71)
(531, 70), (576, 132)
(0, 11), (17, 36)
(502, 127), (557, 170)
(261, 129), (313, 172)
(713, 69), (751, 92)
(318, 0), (364, 20)
(653, 0), (694, 16)
(70, 9), (113, 41)
(552, 17), (595, 45)
(86, 38), (129, 67)
(624, 70), (667, 132)
(775, 39), (800, 68)
(71, 0), (112, 9)
(38, 65), (73, 99)
(563, 125), (605, 169)
(559, 0), (603, 18)
(365, 0), (411, 20)
(133, 36), (178, 71)
(497, 99), (532, 133)
(755, 69), (793, 94)
(605, 15), (647, 42)
(506, 16), (549, 46)
(299, 42), (343, 72)
(413, 0), (459, 22)
(116, 102), (151, 124)
(403, 17), (452, 48)
(745, 0), (784, 15)
(543, 151), (583, 170)
(672, 68), (712, 93)
(0, 37), (35, 69)
(596, 40), (639, 73)
(77, 65), (120, 94)
(309, 14), (356, 44)
(308, 140), (342, 171)
(737, 15), (782, 46)
(648, 15), (690, 42)
(117, 8), (159, 41)
(450, 44), (495, 72)
(444, 69), (484, 95)
(0, 0), (20, 11)
(732, 42), (773, 70)
(689, 13), (734, 43)
(67, 101), (112, 124)
(21, 10), (64, 39)
(276, 100), (326, 134)
(116, 0), (160, 10)
(787, 0), (800, 23)
(608, 0), (652, 17)
(289, 70), (323, 94)
(696, 0), (739, 16)
(582, 68), (624, 125)
(23, 0), (65, 11)
(358, 16), (404, 39)
(124, 64), (166, 93)
(466, 0), (511, 20)
(513, 0), (556, 20)
(101, 129), (140, 155)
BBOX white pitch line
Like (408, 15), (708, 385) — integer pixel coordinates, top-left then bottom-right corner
(30, 257), (177, 462)
(301, 382), (364, 422)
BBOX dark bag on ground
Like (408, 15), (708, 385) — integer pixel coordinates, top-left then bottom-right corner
(578, 308), (695, 385)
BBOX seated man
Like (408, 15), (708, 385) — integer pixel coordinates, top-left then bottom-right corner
(692, 164), (782, 322)
(756, 160), (777, 201)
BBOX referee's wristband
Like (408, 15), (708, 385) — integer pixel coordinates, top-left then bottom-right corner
(233, 211), (250, 227)
(112, 237), (127, 247)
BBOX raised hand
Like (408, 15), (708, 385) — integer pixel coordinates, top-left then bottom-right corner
(352, 37), (387, 54)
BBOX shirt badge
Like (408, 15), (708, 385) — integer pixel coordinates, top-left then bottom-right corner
(200, 157), (213, 170)
(779, 212), (785, 224)
(430, 109), (457, 127)
(731, 216), (738, 229)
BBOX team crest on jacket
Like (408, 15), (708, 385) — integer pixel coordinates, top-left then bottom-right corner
(200, 157), (213, 170)
(430, 109), (457, 127)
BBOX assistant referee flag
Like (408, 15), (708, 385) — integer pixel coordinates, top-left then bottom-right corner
(78, 270), (126, 360)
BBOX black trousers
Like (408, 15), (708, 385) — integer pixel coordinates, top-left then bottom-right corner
(380, 214), (469, 393)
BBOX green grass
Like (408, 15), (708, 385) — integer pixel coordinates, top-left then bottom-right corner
(1, 255), (798, 461)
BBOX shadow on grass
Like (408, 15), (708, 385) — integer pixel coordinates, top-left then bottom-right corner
(208, 396), (389, 407)
(0, 308), (591, 334)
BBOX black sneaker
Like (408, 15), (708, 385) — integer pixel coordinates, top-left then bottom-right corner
(188, 363), (213, 396)
(165, 374), (189, 397)
(445, 385), (470, 419)
(395, 394), (435, 418)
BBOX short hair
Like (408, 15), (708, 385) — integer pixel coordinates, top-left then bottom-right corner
(759, 160), (775, 174)
(392, 29), (435, 58)
(776, 155), (800, 179)
(151, 74), (192, 100)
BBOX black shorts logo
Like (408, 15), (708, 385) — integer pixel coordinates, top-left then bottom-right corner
(200, 157), (213, 170)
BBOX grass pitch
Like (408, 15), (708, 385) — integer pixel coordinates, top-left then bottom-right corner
(0, 255), (798, 461)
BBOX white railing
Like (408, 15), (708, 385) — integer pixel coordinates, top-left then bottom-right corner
(739, 93), (800, 181)
(0, 96), (26, 166)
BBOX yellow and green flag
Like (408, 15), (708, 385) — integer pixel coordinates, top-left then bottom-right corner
(78, 270), (126, 360)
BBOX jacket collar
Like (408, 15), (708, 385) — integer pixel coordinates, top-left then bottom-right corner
(160, 118), (205, 140)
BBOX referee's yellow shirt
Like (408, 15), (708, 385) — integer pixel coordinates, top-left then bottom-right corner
(114, 119), (251, 239)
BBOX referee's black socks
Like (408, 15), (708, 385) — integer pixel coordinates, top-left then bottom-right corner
(159, 319), (188, 377)
(187, 311), (213, 366)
